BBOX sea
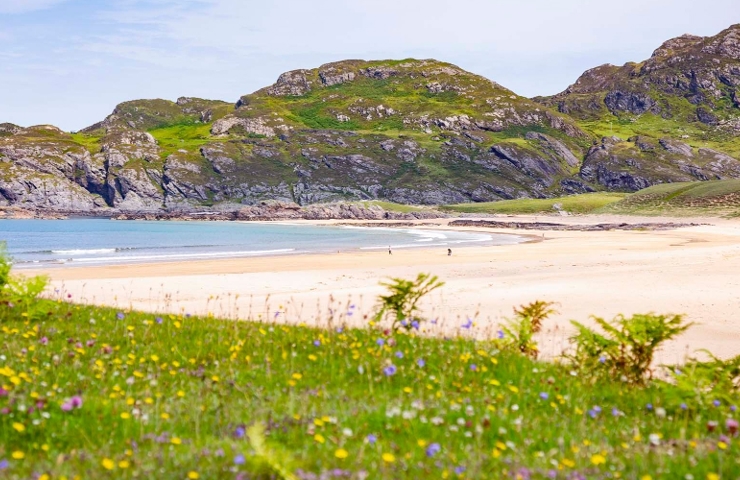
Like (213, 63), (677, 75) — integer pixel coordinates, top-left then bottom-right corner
(0, 219), (523, 268)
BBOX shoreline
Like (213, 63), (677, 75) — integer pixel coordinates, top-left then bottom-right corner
(18, 215), (740, 362)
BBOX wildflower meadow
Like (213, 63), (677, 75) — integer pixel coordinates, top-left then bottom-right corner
(0, 258), (739, 479)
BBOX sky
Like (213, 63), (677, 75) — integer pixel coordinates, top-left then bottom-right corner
(1, 0), (738, 131)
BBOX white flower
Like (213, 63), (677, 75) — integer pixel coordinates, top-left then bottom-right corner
(431, 416), (444, 426)
(655, 407), (666, 418)
(465, 405), (475, 416)
(450, 403), (461, 411)
(649, 433), (661, 446)
(402, 410), (416, 420)
(342, 428), (353, 437)
(511, 404), (519, 412)
(449, 425), (459, 432)
(457, 417), (466, 426)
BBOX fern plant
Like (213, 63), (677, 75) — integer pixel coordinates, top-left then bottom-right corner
(500, 301), (557, 359)
(246, 422), (297, 480)
(568, 313), (693, 385)
(374, 273), (444, 331)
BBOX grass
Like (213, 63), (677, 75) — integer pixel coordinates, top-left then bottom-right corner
(606, 180), (740, 216)
(358, 200), (428, 213)
(148, 123), (226, 158)
(1, 286), (739, 479)
(441, 193), (628, 215)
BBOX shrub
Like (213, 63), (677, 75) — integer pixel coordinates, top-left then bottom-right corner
(499, 301), (557, 359)
(568, 313), (693, 385)
(374, 273), (444, 332)
(662, 351), (740, 407)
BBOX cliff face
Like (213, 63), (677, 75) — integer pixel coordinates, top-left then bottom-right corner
(3, 31), (740, 213)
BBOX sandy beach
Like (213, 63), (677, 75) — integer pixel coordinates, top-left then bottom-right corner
(22, 215), (740, 363)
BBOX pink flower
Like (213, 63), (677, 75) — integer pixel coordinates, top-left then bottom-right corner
(727, 419), (739, 436)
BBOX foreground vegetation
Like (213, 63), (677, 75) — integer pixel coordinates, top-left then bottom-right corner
(1, 260), (739, 478)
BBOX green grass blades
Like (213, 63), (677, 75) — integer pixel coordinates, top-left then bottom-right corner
(1, 297), (739, 479)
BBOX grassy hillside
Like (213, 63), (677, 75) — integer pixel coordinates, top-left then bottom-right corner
(2, 266), (739, 478)
(606, 180), (740, 216)
(442, 193), (627, 215)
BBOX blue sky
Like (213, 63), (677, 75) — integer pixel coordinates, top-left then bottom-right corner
(1, 0), (738, 131)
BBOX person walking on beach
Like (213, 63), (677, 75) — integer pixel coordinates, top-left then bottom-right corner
(388, 246), (392, 255)
(447, 248), (452, 256)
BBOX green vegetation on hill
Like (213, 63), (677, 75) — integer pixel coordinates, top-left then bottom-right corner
(442, 193), (627, 215)
(2, 259), (740, 478)
(606, 180), (740, 216)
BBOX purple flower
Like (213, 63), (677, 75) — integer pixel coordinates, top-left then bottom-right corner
(185, 313), (191, 318)
(496, 330), (505, 339)
(376, 338), (385, 347)
(234, 454), (246, 465)
(70, 395), (83, 409)
(598, 355), (606, 364)
(0, 459), (8, 470)
(401, 320), (408, 327)
(611, 407), (620, 417)
(336, 327), (344, 333)
(646, 403), (653, 411)
(313, 340), (321, 347)
(713, 400), (721, 407)
(234, 426), (246, 438)
(366, 434), (377, 444)
(454, 466), (466, 475)
(274, 311), (281, 319)
(431, 318), (438, 325)
(426, 443), (441, 457)
(383, 365), (397, 376)
(462, 318), (473, 329)
(116, 312), (125, 320)
(39, 337), (48, 345)
(732, 405), (737, 413)
(155, 317), (163, 324)
(411, 320), (420, 330)
(680, 403), (688, 410)
(539, 392), (549, 401)
(395, 351), (404, 359)
(417, 359), (425, 368)
(60, 401), (73, 412)
(470, 364), (477, 371)
(727, 418), (739, 435)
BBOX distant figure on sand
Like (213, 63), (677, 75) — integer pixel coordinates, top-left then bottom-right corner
(447, 248), (452, 256)
(388, 246), (392, 255)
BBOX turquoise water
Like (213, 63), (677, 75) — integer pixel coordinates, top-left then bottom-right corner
(0, 219), (522, 268)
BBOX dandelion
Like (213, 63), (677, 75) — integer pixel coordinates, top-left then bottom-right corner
(188, 471), (199, 479)
(382, 453), (395, 463)
(314, 434), (325, 444)
(102, 458), (115, 470)
(335, 448), (349, 459)
(426, 443), (441, 457)
(12, 422), (25, 433)
(171, 437), (182, 445)
(383, 365), (397, 376)
(118, 460), (130, 469)
(590, 453), (606, 466)
(11, 452), (23, 460)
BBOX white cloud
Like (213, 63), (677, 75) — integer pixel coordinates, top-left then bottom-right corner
(0, 0), (69, 14)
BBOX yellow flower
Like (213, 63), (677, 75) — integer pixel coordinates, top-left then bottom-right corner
(11, 451), (24, 460)
(561, 458), (575, 468)
(292, 373), (302, 380)
(150, 354), (159, 362)
(707, 474), (720, 480)
(118, 460), (130, 469)
(718, 441), (728, 450)
(12, 422), (25, 433)
(120, 412), (131, 419)
(188, 472), (199, 479)
(382, 453), (395, 463)
(177, 390), (185, 398)
(335, 448), (349, 459)
(211, 375), (219, 383)
(314, 434), (325, 444)
(495, 441), (507, 451)
(492, 449), (501, 458)
(102, 458), (115, 470)
(641, 476), (652, 480)
(171, 437), (182, 445)
(417, 440), (427, 447)
(591, 454), (606, 466)
(39, 475), (50, 480)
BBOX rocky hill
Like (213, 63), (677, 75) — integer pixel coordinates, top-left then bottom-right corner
(2, 28), (740, 213)
(535, 24), (740, 189)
